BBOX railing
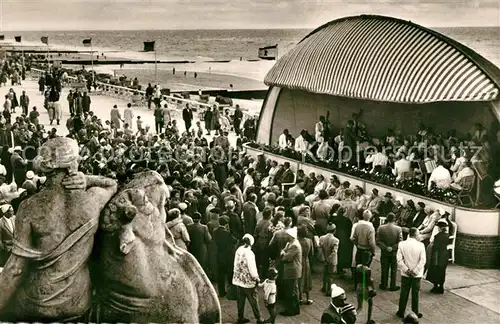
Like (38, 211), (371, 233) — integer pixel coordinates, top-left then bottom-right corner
(30, 68), (258, 119)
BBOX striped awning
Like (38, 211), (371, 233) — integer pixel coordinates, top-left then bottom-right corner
(264, 15), (500, 103)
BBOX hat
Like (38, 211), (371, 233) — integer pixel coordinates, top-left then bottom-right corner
(384, 192), (392, 198)
(178, 202), (188, 211)
(26, 170), (34, 179)
(372, 188), (378, 195)
(330, 284), (345, 298)
(395, 196), (404, 204)
(14, 146), (22, 151)
(210, 208), (220, 214)
(285, 227), (297, 239)
(242, 233), (255, 246)
(438, 207), (446, 216)
(0, 204), (11, 214)
(7, 148), (13, 154)
(418, 202), (425, 208)
(437, 218), (448, 227)
(327, 223), (336, 232)
(192, 212), (202, 220)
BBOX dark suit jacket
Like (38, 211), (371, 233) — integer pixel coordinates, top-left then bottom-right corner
(0, 217), (14, 266)
(187, 222), (211, 268)
(280, 168), (295, 185)
(407, 211), (426, 229)
(376, 223), (402, 255)
(227, 211), (244, 240)
(213, 226), (237, 266)
(242, 201), (258, 235)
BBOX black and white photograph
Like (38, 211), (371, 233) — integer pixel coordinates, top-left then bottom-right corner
(0, 0), (499, 323)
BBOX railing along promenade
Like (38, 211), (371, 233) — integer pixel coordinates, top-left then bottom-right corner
(29, 68), (256, 119)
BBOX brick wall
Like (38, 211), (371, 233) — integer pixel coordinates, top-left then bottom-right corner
(456, 233), (500, 269)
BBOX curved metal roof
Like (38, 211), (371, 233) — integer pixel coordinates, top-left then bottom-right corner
(264, 15), (500, 103)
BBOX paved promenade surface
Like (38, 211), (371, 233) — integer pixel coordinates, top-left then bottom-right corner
(3, 79), (500, 323)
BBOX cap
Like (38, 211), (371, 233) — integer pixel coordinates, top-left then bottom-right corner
(26, 170), (34, 179)
(437, 218), (448, 226)
(372, 188), (379, 195)
(438, 207), (445, 216)
(242, 233), (255, 246)
(418, 202), (425, 208)
(210, 208), (220, 214)
(14, 146), (22, 151)
(330, 284), (346, 298)
(285, 227), (297, 239)
(384, 192), (392, 198)
(178, 202), (188, 211)
(326, 223), (336, 232)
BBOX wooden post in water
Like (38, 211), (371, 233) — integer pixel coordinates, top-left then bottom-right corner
(154, 47), (158, 85)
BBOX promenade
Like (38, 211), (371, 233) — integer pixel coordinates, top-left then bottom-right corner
(2, 79), (500, 323)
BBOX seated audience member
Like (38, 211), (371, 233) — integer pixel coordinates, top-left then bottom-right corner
(417, 207), (441, 245)
(288, 179), (305, 200)
(393, 152), (411, 181)
(427, 160), (452, 190)
(365, 146), (388, 173)
(450, 161), (475, 190)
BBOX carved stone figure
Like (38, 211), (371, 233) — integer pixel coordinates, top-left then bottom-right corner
(0, 137), (118, 322)
(95, 171), (221, 323)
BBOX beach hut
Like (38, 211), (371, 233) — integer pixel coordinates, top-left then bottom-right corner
(256, 14), (500, 144)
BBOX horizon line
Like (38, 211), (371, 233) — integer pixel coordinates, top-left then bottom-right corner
(1, 25), (499, 33)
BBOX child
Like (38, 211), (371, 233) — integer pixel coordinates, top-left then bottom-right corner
(259, 268), (277, 324)
(136, 116), (143, 132)
(355, 250), (376, 324)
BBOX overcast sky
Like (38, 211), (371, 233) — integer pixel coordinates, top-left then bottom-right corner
(1, 0), (499, 31)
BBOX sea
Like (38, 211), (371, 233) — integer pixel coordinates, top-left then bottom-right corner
(1, 27), (499, 81)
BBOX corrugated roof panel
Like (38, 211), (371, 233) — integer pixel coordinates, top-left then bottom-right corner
(264, 15), (500, 103)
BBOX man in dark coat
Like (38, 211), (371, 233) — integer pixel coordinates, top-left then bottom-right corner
(280, 227), (302, 317)
(375, 192), (395, 230)
(226, 200), (244, 240)
(19, 91), (29, 116)
(182, 103), (193, 132)
(213, 217), (237, 297)
(278, 162), (294, 186)
(82, 92), (91, 113)
(0, 204), (15, 266)
(376, 212), (402, 291)
(254, 207), (272, 278)
(187, 212), (212, 274)
(426, 219), (450, 294)
(10, 146), (27, 187)
(242, 193), (258, 235)
(233, 105), (243, 135)
(406, 202), (427, 229)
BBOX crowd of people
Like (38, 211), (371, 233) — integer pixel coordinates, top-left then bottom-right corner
(271, 111), (500, 207)
(0, 56), (460, 324)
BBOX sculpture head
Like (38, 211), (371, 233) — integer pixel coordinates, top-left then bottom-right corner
(34, 137), (80, 174)
(97, 171), (221, 323)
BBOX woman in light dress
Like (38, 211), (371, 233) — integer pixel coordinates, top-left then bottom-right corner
(306, 174), (327, 203)
(166, 208), (190, 250)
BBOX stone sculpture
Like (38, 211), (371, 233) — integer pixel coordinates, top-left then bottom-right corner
(95, 171), (221, 323)
(0, 138), (220, 323)
(0, 137), (118, 322)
